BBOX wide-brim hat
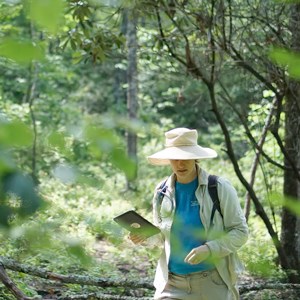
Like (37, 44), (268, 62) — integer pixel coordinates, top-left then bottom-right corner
(147, 128), (217, 166)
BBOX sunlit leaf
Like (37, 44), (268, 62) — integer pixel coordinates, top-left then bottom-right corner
(262, 90), (275, 98)
(247, 259), (275, 278)
(0, 37), (45, 64)
(25, 0), (65, 34)
(0, 120), (33, 148)
(269, 47), (300, 79)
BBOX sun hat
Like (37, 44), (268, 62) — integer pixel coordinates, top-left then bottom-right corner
(147, 128), (218, 166)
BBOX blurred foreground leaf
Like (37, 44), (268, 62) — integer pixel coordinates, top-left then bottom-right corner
(0, 37), (45, 64)
(0, 120), (33, 148)
(271, 192), (300, 216)
(84, 125), (137, 179)
(66, 239), (92, 266)
(25, 0), (65, 34)
(0, 172), (45, 227)
(270, 47), (300, 79)
(111, 148), (137, 180)
(52, 163), (77, 184)
(3, 172), (44, 217)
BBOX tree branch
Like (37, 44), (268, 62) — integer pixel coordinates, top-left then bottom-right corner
(218, 81), (286, 171)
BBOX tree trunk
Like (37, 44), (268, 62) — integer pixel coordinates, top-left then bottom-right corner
(281, 78), (300, 281)
(280, 4), (300, 282)
(126, 9), (138, 189)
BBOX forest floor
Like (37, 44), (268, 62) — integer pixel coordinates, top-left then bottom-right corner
(92, 240), (300, 300)
(1, 239), (300, 299)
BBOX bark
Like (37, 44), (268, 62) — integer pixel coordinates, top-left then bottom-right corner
(239, 283), (300, 294)
(281, 78), (300, 280)
(125, 9), (138, 189)
(23, 22), (39, 184)
(57, 294), (152, 300)
(0, 256), (153, 290)
(27, 62), (39, 185)
(0, 263), (38, 300)
(280, 4), (300, 282)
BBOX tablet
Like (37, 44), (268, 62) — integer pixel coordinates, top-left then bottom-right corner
(113, 210), (160, 238)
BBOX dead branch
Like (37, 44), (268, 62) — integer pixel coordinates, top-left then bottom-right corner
(0, 256), (153, 290)
(1, 256), (300, 300)
(240, 282), (300, 294)
(57, 294), (152, 300)
(0, 263), (40, 300)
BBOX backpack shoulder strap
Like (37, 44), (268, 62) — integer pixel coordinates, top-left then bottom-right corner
(155, 178), (168, 222)
(157, 178), (168, 203)
(208, 175), (223, 227)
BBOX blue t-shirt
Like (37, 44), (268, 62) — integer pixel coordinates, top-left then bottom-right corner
(169, 177), (213, 274)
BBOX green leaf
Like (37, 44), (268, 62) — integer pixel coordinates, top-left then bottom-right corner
(52, 163), (77, 184)
(66, 240), (92, 266)
(3, 172), (43, 217)
(0, 38), (45, 64)
(26, 0), (65, 34)
(262, 90), (275, 98)
(48, 131), (65, 149)
(0, 151), (16, 175)
(0, 121), (33, 148)
(111, 148), (137, 180)
(270, 47), (300, 79)
(85, 126), (118, 152)
(271, 192), (300, 216)
(72, 51), (84, 64)
(0, 205), (14, 227)
(84, 125), (137, 178)
(284, 198), (300, 216)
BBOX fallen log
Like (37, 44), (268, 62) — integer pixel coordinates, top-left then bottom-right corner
(1, 255), (300, 300)
(0, 263), (40, 300)
(57, 294), (152, 300)
(0, 256), (153, 291)
(239, 282), (300, 293)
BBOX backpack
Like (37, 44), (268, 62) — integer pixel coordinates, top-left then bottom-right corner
(157, 175), (223, 227)
(207, 175), (223, 227)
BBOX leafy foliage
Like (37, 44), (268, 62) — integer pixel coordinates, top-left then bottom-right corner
(0, 0), (300, 298)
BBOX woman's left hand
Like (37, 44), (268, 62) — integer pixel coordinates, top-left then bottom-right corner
(184, 245), (211, 265)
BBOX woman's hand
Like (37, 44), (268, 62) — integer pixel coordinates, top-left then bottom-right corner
(128, 232), (146, 245)
(184, 245), (211, 265)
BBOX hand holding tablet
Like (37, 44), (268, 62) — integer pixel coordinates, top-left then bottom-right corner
(113, 210), (161, 239)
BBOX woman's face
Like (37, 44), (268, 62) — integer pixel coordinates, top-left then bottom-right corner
(169, 159), (197, 184)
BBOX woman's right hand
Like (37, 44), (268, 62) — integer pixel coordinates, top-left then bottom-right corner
(128, 232), (146, 245)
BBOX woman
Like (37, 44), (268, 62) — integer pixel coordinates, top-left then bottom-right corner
(130, 128), (248, 300)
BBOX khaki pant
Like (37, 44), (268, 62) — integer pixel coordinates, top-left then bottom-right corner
(156, 269), (234, 300)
